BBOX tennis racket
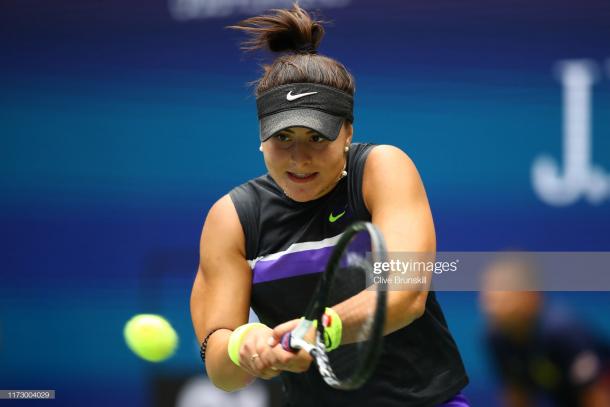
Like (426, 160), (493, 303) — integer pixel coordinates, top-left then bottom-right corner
(280, 221), (388, 390)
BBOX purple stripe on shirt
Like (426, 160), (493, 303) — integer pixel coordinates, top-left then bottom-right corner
(437, 392), (470, 407)
(252, 246), (333, 284)
(252, 232), (372, 284)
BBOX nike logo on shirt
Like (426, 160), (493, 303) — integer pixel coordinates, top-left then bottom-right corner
(328, 210), (346, 223)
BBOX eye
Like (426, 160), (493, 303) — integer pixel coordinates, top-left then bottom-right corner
(310, 134), (327, 143)
(276, 133), (291, 142)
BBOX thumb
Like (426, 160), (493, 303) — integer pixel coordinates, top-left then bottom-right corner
(272, 319), (302, 341)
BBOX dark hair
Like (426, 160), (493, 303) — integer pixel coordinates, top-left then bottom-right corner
(227, 3), (355, 99)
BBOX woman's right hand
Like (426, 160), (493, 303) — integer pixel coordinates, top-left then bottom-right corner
(262, 319), (315, 374)
(237, 325), (282, 380)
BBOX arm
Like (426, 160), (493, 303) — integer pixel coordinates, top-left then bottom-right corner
(364, 145), (434, 328)
(190, 195), (276, 391)
(332, 145), (434, 339)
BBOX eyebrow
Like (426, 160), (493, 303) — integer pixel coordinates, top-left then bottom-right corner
(281, 128), (317, 135)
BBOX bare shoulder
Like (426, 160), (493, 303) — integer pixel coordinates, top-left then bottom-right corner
(362, 145), (435, 252)
(363, 145), (424, 209)
(365, 144), (417, 174)
(201, 194), (246, 257)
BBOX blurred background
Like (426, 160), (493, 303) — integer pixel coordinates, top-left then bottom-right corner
(1, 0), (610, 405)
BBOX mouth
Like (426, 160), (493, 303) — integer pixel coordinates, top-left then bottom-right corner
(286, 171), (319, 183)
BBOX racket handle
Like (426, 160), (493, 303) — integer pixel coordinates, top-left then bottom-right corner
(280, 332), (298, 353)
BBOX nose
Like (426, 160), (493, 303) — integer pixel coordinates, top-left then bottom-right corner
(290, 142), (312, 166)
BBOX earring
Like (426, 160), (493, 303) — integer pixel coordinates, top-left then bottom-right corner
(259, 145), (263, 152)
(339, 160), (348, 179)
(344, 145), (350, 152)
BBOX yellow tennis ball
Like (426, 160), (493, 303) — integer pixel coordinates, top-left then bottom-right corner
(124, 314), (178, 362)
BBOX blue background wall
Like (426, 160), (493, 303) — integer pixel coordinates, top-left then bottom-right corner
(2, 0), (610, 405)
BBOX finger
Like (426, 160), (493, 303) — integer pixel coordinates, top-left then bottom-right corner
(289, 350), (313, 373)
(276, 359), (310, 373)
(239, 327), (275, 376)
(269, 344), (310, 372)
(240, 340), (266, 376)
(258, 365), (282, 380)
(259, 345), (278, 367)
(238, 343), (256, 375)
(264, 345), (290, 370)
(249, 352), (265, 374)
(297, 348), (313, 369)
(257, 355), (281, 378)
(272, 319), (301, 340)
(267, 335), (277, 347)
(252, 336), (272, 372)
(242, 347), (265, 375)
(260, 348), (286, 375)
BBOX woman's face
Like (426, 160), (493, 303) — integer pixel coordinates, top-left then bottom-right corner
(261, 123), (353, 202)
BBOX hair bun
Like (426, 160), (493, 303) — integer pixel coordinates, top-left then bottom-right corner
(294, 43), (318, 54)
(228, 3), (325, 55)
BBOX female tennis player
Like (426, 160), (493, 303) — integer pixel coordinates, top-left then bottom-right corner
(190, 4), (469, 406)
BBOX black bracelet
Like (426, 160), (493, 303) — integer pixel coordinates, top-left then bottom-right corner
(200, 328), (230, 363)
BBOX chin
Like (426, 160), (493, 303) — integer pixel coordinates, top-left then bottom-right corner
(284, 186), (321, 202)
(287, 191), (316, 202)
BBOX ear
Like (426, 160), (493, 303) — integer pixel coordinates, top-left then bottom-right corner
(344, 121), (353, 145)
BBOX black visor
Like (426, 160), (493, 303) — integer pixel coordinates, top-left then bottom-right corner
(256, 83), (354, 142)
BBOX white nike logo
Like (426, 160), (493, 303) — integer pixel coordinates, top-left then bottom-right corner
(286, 90), (318, 101)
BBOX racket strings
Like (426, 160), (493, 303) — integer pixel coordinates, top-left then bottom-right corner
(317, 230), (383, 382)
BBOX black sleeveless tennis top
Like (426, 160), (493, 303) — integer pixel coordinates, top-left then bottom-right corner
(229, 143), (468, 407)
